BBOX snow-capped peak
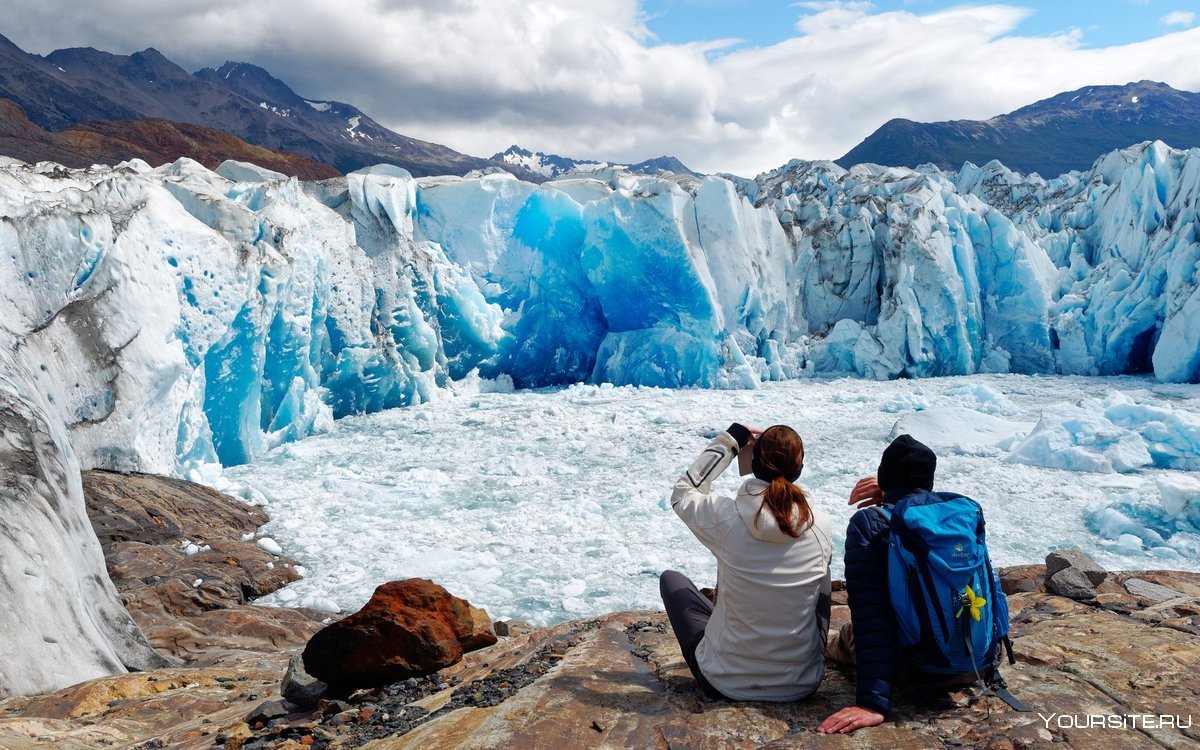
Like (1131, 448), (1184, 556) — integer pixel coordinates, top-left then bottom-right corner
(491, 145), (607, 178)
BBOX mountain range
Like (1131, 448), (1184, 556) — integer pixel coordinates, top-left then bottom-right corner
(491, 145), (697, 179)
(0, 34), (534, 179)
(838, 80), (1200, 175)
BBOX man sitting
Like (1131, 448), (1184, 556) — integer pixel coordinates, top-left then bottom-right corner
(820, 434), (1020, 734)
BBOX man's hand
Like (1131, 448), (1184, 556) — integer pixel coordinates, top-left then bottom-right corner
(818, 706), (885, 734)
(848, 476), (883, 509)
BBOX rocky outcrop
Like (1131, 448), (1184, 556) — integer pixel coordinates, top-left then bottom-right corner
(150, 566), (1193, 750)
(0, 467), (329, 743)
(0, 350), (165, 699)
(82, 470), (328, 666)
(0, 663), (290, 750)
(2, 536), (1198, 749)
(303, 579), (497, 695)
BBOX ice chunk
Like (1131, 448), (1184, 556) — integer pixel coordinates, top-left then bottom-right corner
(1117, 534), (1143, 551)
(1085, 476), (1200, 559)
(880, 392), (930, 413)
(181, 541), (211, 556)
(1005, 403), (1153, 473)
(889, 407), (1032, 456)
(297, 595), (341, 613)
(257, 537), (284, 555)
(1101, 392), (1200, 470)
(1156, 475), (1200, 527)
(942, 383), (1018, 416)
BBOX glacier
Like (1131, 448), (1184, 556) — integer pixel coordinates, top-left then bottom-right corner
(1, 142), (1197, 478)
(1, 142), (1200, 696)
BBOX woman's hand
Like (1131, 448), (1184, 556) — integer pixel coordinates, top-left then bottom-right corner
(848, 477), (883, 509)
(818, 706), (885, 733)
(747, 427), (764, 450)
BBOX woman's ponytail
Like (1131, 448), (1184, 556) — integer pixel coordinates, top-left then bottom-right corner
(760, 475), (811, 538)
(752, 426), (812, 538)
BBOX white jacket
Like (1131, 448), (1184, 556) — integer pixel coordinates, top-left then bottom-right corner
(672, 431), (833, 701)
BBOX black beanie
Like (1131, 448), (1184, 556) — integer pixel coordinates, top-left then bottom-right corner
(877, 434), (937, 493)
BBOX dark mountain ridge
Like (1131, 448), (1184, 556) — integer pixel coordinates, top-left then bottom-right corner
(837, 81), (1200, 176)
(0, 34), (537, 179)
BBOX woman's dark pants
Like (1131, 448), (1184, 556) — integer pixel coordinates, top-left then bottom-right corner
(659, 569), (727, 699)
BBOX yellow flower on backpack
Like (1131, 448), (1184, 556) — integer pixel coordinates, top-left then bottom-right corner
(957, 584), (987, 622)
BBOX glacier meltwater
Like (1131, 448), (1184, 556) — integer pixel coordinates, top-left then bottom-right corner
(224, 375), (1200, 624)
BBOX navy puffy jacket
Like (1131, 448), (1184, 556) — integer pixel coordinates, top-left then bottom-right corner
(844, 503), (896, 716)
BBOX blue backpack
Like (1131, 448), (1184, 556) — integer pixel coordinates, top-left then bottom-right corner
(876, 491), (1027, 710)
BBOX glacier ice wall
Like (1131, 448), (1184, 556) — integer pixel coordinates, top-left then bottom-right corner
(0, 143), (1197, 478)
(953, 142), (1200, 382)
(0, 347), (167, 698)
(743, 161), (1060, 379)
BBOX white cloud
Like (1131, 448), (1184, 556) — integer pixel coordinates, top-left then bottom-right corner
(4, 1), (1199, 176)
(1161, 10), (1196, 27)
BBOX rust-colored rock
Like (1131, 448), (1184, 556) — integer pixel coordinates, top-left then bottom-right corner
(462, 605), (499, 651)
(303, 579), (497, 692)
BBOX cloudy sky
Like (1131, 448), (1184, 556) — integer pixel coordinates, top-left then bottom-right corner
(5, 0), (1200, 175)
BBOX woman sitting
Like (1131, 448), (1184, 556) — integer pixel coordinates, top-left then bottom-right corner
(660, 423), (833, 701)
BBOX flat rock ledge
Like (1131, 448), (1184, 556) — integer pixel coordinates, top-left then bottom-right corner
(1, 565), (1198, 749)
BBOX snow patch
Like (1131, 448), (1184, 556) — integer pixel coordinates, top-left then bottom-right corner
(258, 102), (291, 118)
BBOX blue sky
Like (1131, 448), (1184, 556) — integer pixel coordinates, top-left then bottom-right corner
(643, 0), (1200, 50)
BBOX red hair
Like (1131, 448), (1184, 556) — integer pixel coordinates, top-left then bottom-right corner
(752, 425), (811, 538)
